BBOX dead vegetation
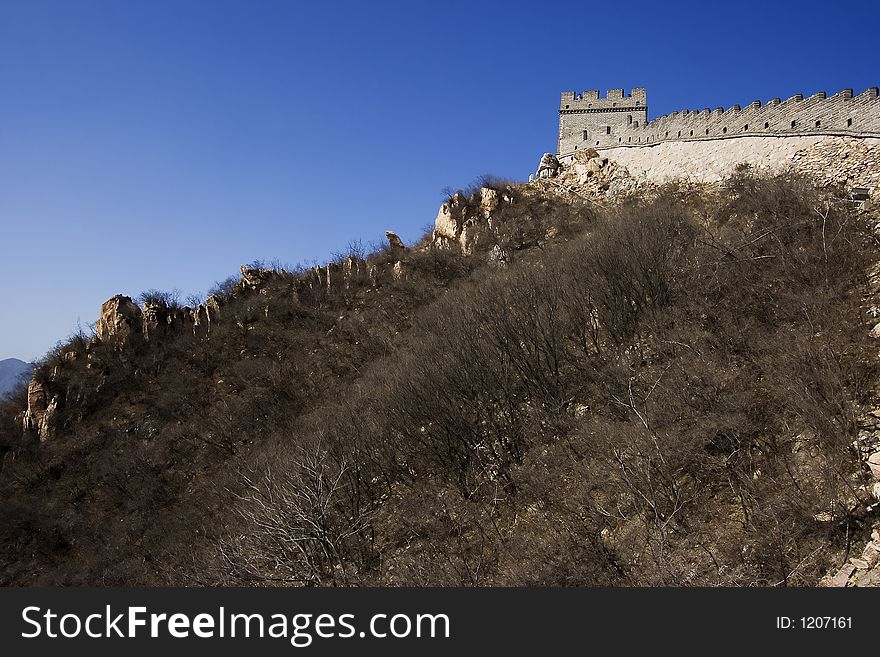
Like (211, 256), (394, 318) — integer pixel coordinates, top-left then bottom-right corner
(0, 172), (876, 586)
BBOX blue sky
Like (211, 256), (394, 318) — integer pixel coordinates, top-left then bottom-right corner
(0, 0), (876, 361)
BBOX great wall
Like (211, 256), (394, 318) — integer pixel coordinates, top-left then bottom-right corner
(555, 87), (880, 188)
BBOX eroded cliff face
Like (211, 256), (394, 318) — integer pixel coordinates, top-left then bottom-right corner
(431, 188), (514, 253)
(95, 295), (143, 344)
(21, 378), (57, 442)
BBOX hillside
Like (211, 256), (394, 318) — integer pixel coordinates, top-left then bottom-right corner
(0, 359), (31, 399)
(1, 159), (879, 586)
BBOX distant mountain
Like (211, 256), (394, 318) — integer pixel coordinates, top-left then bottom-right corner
(0, 358), (32, 398)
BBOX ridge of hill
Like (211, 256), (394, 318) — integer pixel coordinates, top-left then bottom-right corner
(1, 156), (879, 586)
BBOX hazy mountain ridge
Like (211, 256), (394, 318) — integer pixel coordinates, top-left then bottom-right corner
(0, 359), (32, 399)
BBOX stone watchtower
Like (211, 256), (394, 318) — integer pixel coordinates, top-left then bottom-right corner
(558, 88), (647, 155)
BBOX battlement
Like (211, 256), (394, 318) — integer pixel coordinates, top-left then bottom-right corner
(560, 88), (647, 111)
(557, 86), (880, 158)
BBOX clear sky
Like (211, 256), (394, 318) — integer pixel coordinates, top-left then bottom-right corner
(0, 0), (876, 361)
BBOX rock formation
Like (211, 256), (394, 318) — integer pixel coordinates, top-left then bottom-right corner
(392, 260), (407, 281)
(95, 295), (143, 343)
(432, 193), (466, 245)
(479, 186), (499, 218)
(536, 152), (561, 179)
(385, 231), (406, 250)
(22, 378), (57, 442)
(239, 264), (284, 291)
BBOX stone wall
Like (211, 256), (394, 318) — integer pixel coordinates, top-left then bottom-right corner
(558, 88), (648, 154)
(599, 135), (880, 187)
(558, 87), (880, 162)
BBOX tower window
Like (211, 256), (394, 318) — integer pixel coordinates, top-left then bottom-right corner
(847, 118), (853, 127)
(764, 122), (769, 129)
(689, 130), (693, 136)
(606, 126), (611, 134)
(743, 124), (749, 131)
(723, 127), (727, 134)
(791, 120), (797, 128)
(706, 128), (709, 135)
(583, 130), (588, 140)
(815, 120), (821, 128)
(627, 115), (633, 125)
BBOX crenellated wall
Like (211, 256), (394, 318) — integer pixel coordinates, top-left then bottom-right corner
(558, 88), (648, 154)
(557, 87), (880, 162)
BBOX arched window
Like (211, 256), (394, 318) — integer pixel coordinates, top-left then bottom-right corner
(743, 124), (749, 131)
(583, 130), (588, 141)
(705, 128), (709, 135)
(764, 122), (769, 129)
(791, 120), (797, 128)
(723, 127), (727, 134)
(815, 120), (821, 128)
(627, 115), (633, 125)
(847, 118), (853, 127)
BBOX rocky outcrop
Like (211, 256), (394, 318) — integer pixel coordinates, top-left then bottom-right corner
(239, 264), (284, 291)
(192, 295), (222, 335)
(869, 452), (880, 480)
(22, 379), (58, 442)
(480, 187), (499, 218)
(392, 260), (407, 281)
(535, 152), (561, 179)
(342, 256), (367, 289)
(431, 187), (512, 253)
(568, 148), (638, 195)
(432, 193), (466, 244)
(143, 302), (196, 342)
(385, 231), (406, 251)
(95, 295), (143, 343)
(820, 527), (880, 587)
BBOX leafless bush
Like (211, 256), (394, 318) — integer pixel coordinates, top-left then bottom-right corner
(225, 442), (375, 585)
